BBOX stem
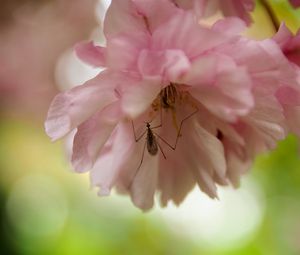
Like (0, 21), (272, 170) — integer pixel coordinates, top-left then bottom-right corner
(259, 0), (280, 31)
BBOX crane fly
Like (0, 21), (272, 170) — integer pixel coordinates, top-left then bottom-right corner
(130, 108), (198, 184)
(128, 84), (198, 189)
(131, 120), (166, 172)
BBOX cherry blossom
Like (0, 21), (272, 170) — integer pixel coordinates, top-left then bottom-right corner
(46, 0), (300, 210)
(289, 0), (300, 8)
(173, 0), (255, 25)
(274, 23), (300, 67)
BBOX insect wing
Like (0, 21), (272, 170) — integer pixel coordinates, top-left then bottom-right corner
(147, 130), (158, 155)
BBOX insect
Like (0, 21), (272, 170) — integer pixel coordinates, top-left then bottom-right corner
(131, 120), (165, 172)
(131, 108), (198, 175)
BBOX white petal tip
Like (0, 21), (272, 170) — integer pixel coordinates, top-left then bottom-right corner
(98, 187), (111, 196)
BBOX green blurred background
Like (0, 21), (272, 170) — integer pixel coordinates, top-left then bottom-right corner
(1, 1), (300, 254)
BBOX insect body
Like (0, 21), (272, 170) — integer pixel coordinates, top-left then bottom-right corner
(131, 121), (166, 172)
(146, 123), (158, 156)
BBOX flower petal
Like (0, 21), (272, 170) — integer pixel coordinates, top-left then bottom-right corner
(132, 0), (179, 32)
(187, 55), (254, 121)
(75, 41), (106, 67)
(289, 0), (300, 8)
(106, 32), (149, 71)
(45, 71), (118, 141)
(212, 17), (246, 35)
(121, 77), (162, 118)
(130, 148), (159, 211)
(72, 101), (122, 172)
(152, 12), (232, 59)
(104, 0), (147, 36)
(138, 49), (191, 81)
(90, 122), (137, 196)
(273, 23), (293, 48)
(219, 0), (254, 25)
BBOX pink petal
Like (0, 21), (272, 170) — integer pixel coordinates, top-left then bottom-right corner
(276, 86), (300, 106)
(159, 155), (196, 206)
(187, 55), (254, 121)
(138, 49), (190, 81)
(194, 123), (227, 182)
(132, 0), (179, 33)
(90, 122), (137, 196)
(75, 41), (106, 67)
(219, 39), (284, 73)
(104, 0), (147, 36)
(158, 112), (197, 205)
(45, 71), (118, 141)
(289, 0), (300, 8)
(152, 12), (232, 59)
(245, 94), (286, 149)
(186, 145), (218, 198)
(130, 147), (159, 211)
(225, 149), (250, 187)
(283, 106), (300, 136)
(121, 77), (162, 118)
(183, 54), (218, 85)
(72, 102), (121, 172)
(212, 17), (246, 35)
(219, 0), (254, 25)
(276, 86), (300, 136)
(273, 23), (293, 48)
(106, 32), (149, 71)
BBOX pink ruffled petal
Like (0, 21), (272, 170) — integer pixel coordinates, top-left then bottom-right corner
(158, 155), (196, 206)
(219, 0), (254, 25)
(121, 77), (162, 118)
(157, 111), (197, 206)
(276, 86), (300, 136)
(194, 123), (227, 182)
(245, 94), (286, 150)
(283, 106), (300, 136)
(276, 86), (300, 106)
(138, 49), (190, 81)
(104, 0), (147, 36)
(130, 148), (159, 211)
(212, 17), (246, 35)
(289, 0), (300, 8)
(152, 12), (232, 59)
(45, 71), (118, 141)
(90, 122), (137, 196)
(187, 55), (254, 121)
(75, 41), (106, 67)
(72, 102), (122, 172)
(106, 32), (149, 71)
(273, 23), (293, 48)
(132, 0), (179, 33)
(225, 148), (250, 187)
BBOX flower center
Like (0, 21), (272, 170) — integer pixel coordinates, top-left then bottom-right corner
(160, 83), (178, 109)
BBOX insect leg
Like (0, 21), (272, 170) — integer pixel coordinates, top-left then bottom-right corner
(157, 140), (167, 159)
(154, 108), (199, 150)
(151, 102), (163, 129)
(132, 121), (147, 142)
(128, 141), (147, 189)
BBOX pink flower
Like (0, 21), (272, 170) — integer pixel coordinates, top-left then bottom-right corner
(273, 24), (300, 137)
(273, 23), (300, 67)
(173, 0), (255, 25)
(46, 0), (300, 210)
(215, 37), (300, 185)
(289, 0), (300, 8)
